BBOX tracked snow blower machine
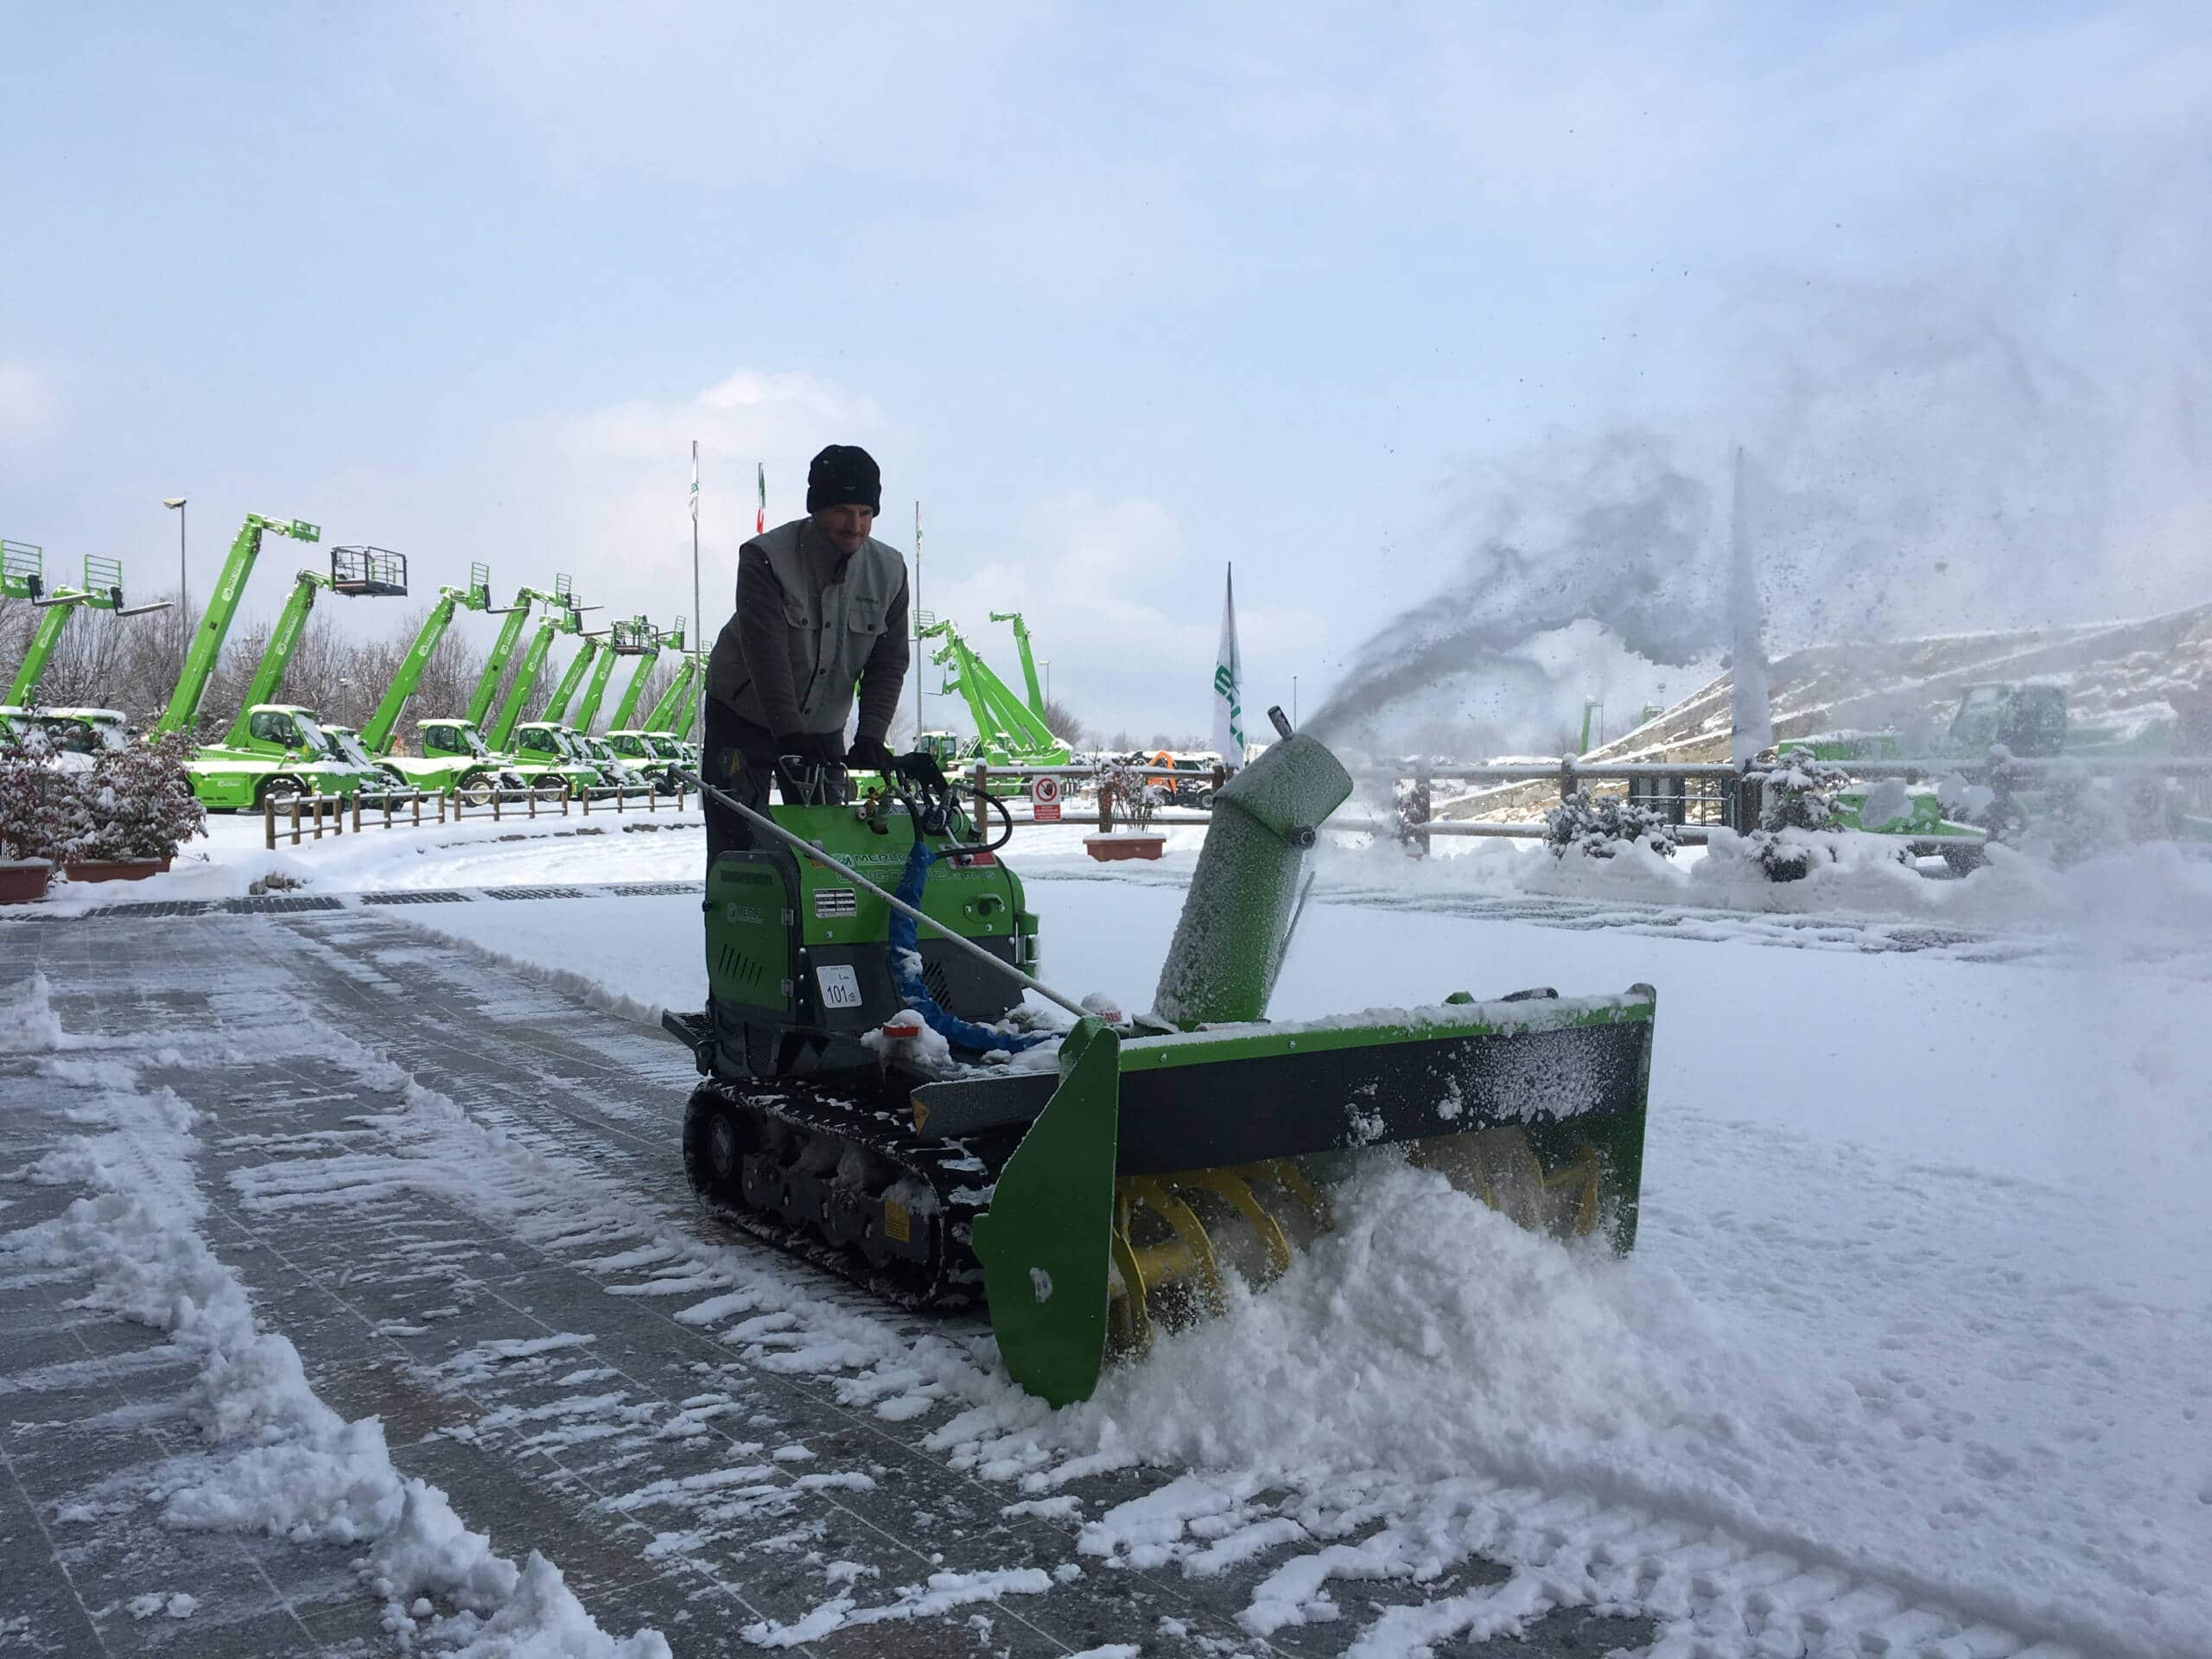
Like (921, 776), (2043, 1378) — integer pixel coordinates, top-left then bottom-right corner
(665, 714), (1655, 1405)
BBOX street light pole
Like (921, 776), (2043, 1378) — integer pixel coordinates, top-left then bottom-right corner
(162, 498), (188, 667)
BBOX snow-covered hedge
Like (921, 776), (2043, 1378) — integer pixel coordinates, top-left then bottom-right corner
(0, 728), (94, 861)
(1542, 790), (1678, 860)
(79, 731), (206, 862)
(1747, 753), (1852, 881)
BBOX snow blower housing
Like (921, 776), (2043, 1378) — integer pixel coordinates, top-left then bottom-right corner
(664, 733), (1655, 1405)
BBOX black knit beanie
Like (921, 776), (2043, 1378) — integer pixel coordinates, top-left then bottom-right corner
(805, 445), (881, 514)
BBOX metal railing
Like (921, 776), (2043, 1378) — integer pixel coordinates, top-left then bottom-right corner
(1387, 751), (2212, 855)
(264, 779), (695, 847)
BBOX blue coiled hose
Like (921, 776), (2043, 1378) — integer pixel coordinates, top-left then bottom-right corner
(888, 840), (1054, 1054)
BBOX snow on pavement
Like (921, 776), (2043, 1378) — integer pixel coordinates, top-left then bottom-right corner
(359, 856), (2212, 1656)
(10, 817), (2212, 1654)
(0, 970), (671, 1656)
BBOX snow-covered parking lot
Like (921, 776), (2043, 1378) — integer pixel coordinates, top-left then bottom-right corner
(5, 819), (2209, 1656)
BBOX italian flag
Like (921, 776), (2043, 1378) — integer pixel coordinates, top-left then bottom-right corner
(756, 463), (766, 535)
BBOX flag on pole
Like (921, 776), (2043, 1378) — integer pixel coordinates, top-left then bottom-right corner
(755, 463), (766, 535)
(690, 444), (699, 525)
(1212, 564), (1246, 772)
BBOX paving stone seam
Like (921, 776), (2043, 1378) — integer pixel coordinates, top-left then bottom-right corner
(248, 916), (1285, 1656)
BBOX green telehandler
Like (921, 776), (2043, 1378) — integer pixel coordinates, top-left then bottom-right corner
(594, 617), (690, 787)
(663, 713), (1655, 1406)
(3, 544), (173, 710)
(149, 514), (399, 810)
(1777, 680), (2200, 864)
(358, 563), (531, 800)
(487, 589), (605, 796)
(920, 617), (1074, 777)
(185, 545), (410, 806)
(0, 543), (151, 763)
(989, 608), (1049, 718)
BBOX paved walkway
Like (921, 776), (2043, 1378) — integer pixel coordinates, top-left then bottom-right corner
(2, 907), (1654, 1658)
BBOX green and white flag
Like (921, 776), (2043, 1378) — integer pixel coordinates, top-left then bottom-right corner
(1212, 563), (1245, 771)
(689, 443), (699, 525)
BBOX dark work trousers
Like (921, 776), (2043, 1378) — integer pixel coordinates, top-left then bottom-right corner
(702, 697), (781, 869)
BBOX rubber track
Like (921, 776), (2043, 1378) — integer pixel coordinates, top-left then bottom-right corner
(686, 1075), (1024, 1315)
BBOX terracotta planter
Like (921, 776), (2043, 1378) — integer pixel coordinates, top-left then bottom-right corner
(62, 855), (173, 883)
(1084, 833), (1166, 863)
(0, 859), (54, 904)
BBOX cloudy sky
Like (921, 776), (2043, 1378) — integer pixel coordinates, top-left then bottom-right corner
(4, 3), (2207, 747)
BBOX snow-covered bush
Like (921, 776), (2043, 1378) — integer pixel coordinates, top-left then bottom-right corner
(1393, 774), (1433, 853)
(1542, 789), (1678, 860)
(1096, 759), (1157, 832)
(1747, 753), (1851, 881)
(0, 727), (95, 862)
(76, 731), (206, 862)
(2012, 757), (2131, 869)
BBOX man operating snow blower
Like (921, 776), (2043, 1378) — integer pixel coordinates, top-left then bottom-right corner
(702, 443), (911, 864)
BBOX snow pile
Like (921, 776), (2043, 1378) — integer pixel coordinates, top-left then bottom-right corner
(923, 1154), (2212, 1656)
(0, 988), (671, 1658)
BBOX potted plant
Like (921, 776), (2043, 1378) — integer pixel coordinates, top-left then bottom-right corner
(1085, 758), (1168, 862)
(67, 731), (207, 881)
(0, 726), (80, 902)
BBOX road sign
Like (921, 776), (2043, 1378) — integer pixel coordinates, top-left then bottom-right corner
(1032, 774), (1062, 823)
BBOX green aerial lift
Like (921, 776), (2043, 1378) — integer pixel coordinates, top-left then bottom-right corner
(395, 578), (591, 802)
(539, 632), (607, 727)
(989, 609), (1048, 716)
(568, 622), (632, 735)
(671, 674), (702, 744)
(4, 544), (171, 708)
(466, 577), (573, 728)
(358, 563), (529, 799)
(531, 617), (671, 791)
(600, 618), (690, 787)
(603, 615), (681, 734)
(921, 618), (1073, 772)
(489, 588), (604, 794)
(642, 654), (697, 733)
(148, 512), (391, 810)
(197, 544), (410, 800)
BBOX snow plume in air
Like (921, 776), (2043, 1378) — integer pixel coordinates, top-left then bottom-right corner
(1308, 264), (2209, 760)
(1305, 429), (1720, 757)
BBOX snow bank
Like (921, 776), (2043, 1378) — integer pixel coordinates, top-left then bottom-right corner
(1320, 816), (2212, 941)
(911, 1154), (2212, 1656)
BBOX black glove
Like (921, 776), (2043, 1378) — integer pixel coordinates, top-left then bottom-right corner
(891, 750), (949, 791)
(847, 734), (894, 773)
(774, 731), (845, 766)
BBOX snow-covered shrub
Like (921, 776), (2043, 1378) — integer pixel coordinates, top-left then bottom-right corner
(1393, 774), (1433, 853)
(76, 731), (206, 862)
(0, 727), (95, 862)
(1096, 759), (1157, 832)
(2013, 758), (2129, 869)
(1543, 789), (1678, 860)
(1747, 753), (1851, 881)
